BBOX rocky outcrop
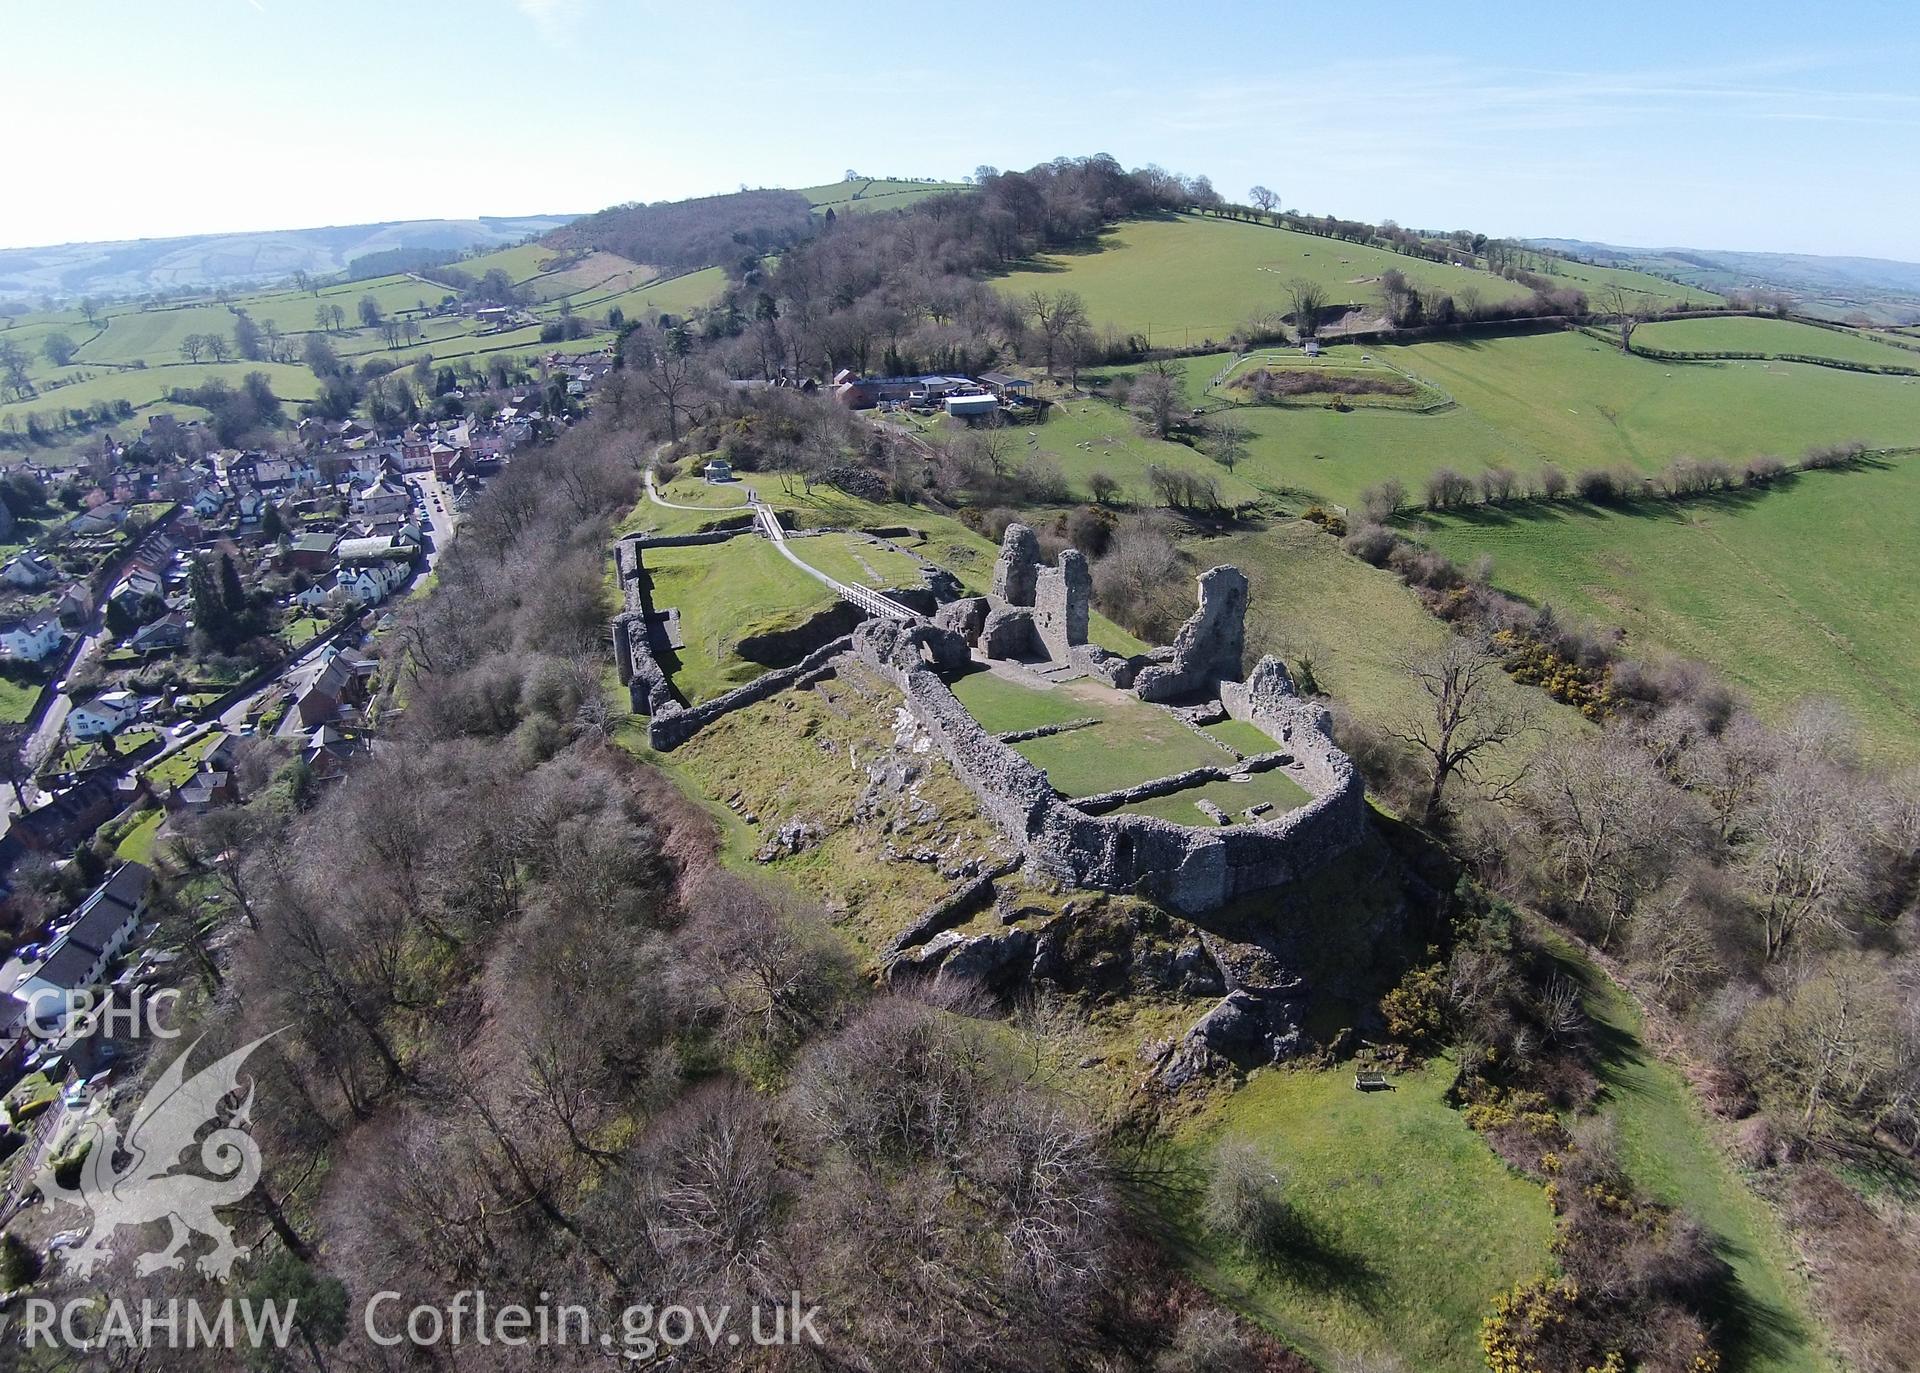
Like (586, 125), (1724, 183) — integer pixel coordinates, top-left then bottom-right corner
(1134, 565), (1248, 703)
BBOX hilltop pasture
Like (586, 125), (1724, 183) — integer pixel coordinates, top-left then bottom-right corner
(997, 213), (1717, 348)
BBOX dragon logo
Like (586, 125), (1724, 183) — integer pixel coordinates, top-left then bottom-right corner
(35, 1030), (282, 1280)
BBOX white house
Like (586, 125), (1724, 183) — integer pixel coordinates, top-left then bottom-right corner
(0, 609), (63, 663)
(68, 689), (140, 739)
(16, 863), (151, 1031)
(336, 560), (410, 606)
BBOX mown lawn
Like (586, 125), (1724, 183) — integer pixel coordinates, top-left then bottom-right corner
(1413, 459), (1920, 758)
(1013, 691), (1233, 796)
(641, 537), (840, 703)
(1117, 767), (1310, 823)
(947, 667), (1094, 733)
(113, 808), (165, 864)
(0, 674), (42, 724)
(786, 532), (926, 589)
(1202, 718), (1281, 755)
(1169, 1058), (1556, 1373)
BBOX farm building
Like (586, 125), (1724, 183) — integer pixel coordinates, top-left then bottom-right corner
(943, 392), (1000, 420)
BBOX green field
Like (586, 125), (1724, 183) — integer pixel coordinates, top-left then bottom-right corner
(1099, 331), (1920, 510)
(639, 536), (840, 704)
(1026, 395), (1264, 506)
(72, 302), (240, 366)
(0, 359), (322, 437)
(1634, 314), (1920, 368)
(998, 214), (1716, 348)
(1414, 459), (1920, 757)
(1117, 767), (1311, 823)
(1193, 519), (1582, 776)
(1173, 1058), (1556, 1372)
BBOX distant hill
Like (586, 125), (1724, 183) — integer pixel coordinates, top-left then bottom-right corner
(1527, 238), (1920, 323)
(546, 190), (818, 275)
(0, 214), (580, 303)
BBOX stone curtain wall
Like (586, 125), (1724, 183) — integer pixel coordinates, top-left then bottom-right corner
(613, 529), (856, 750)
(853, 620), (1367, 915)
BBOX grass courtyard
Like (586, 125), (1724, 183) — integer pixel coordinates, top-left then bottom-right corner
(1117, 768), (1311, 824)
(949, 668), (1238, 797)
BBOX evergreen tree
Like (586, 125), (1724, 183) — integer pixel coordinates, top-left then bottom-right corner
(219, 553), (247, 618)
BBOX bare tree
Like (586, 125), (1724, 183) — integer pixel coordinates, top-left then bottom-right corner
(1248, 185), (1279, 215)
(1025, 289), (1088, 381)
(1600, 285), (1646, 353)
(1390, 636), (1536, 821)
(1287, 278), (1328, 340)
(1523, 735), (1688, 948)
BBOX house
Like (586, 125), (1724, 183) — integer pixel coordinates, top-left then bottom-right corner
(302, 723), (372, 782)
(0, 609), (63, 663)
(57, 581), (95, 627)
(352, 479), (413, 520)
(14, 863), (152, 1031)
(192, 483), (228, 517)
(335, 560), (410, 607)
(198, 731), (240, 773)
(285, 530), (338, 574)
(67, 503), (124, 537)
(3, 552), (59, 589)
(165, 769), (235, 815)
(293, 650), (377, 727)
(109, 569), (164, 625)
(130, 611), (189, 655)
(292, 583), (335, 611)
(702, 457), (734, 484)
(69, 690), (140, 739)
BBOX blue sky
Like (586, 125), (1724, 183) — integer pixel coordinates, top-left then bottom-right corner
(4, 0), (1917, 259)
